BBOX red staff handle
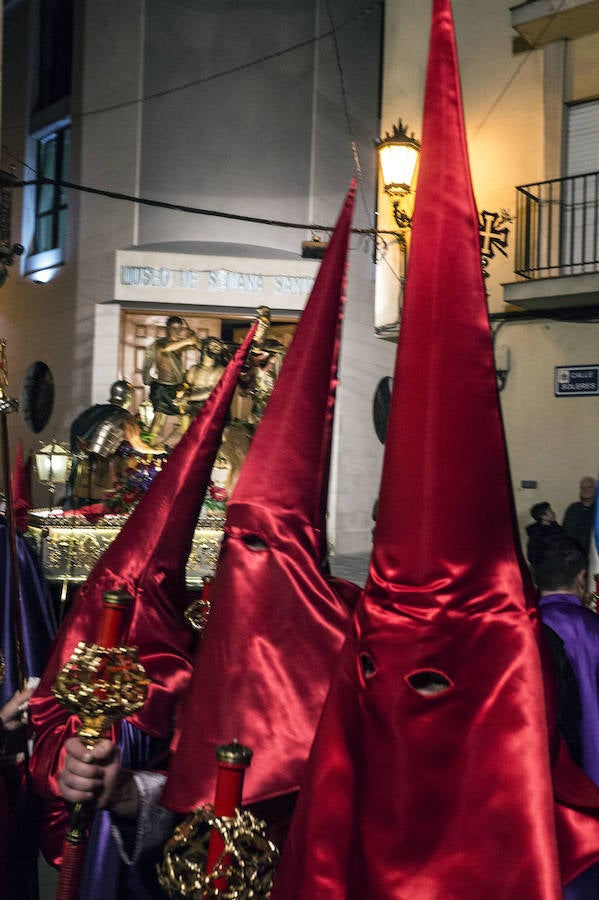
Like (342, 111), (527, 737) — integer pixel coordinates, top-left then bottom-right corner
(55, 590), (133, 900)
(97, 590), (132, 648)
(205, 742), (253, 892)
(54, 823), (88, 900)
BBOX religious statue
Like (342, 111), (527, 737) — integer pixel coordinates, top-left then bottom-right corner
(176, 337), (227, 433)
(142, 316), (200, 443)
(66, 380), (160, 508)
(206, 425), (252, 503)
(238, 306), (287, 426)
(200, 306), (287, 506)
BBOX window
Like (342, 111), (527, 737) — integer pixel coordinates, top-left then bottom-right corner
(561, 100), (599, 274)
(33, 126), (70, 255)
(565, 99), (599, 177)
(35, 0), (74, 112)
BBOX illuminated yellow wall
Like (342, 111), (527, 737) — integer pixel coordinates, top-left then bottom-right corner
(377, 0), (599, 545)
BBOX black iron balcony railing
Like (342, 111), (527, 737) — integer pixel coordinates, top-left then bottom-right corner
(515, 171), (599, 279)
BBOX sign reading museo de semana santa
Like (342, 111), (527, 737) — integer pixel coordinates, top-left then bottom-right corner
(554, 365), (599, 397)
(114, 250), (319, 311)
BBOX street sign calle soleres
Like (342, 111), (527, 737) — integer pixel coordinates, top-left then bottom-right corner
(554, 365), (599, 397)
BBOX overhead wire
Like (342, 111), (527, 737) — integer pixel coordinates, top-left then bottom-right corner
(1, 0), (570, 286)
(2, 2), (384, 132)
(470, 0), (567, 140)
(324, 0), (369, 223)
(2, 174), (399, 240)
(1, 0), (395, 260)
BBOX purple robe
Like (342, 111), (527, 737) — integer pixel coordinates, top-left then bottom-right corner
(539, 592), (599, 898)
(0, 522), (56, 899)
(539, 593), (599, 784)
(80, 720), (169, 899)
(0, 522), (56, 706)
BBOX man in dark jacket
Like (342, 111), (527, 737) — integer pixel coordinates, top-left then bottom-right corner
(526, 501), (564, 566)
(563, 476), (597, 554)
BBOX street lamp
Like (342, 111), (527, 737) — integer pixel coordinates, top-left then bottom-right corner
(35, 438), (72, 508)
(375, 120), (420, 230)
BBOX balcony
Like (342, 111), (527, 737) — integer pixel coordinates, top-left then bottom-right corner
(511, 0), (599, 47)
(503, 171), (599, 311)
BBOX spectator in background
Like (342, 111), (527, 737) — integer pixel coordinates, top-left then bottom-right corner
(526, 501), (564, 566)
(563, 476), (597, 555)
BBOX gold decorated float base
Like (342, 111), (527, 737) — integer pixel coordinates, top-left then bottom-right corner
(27, 510), (225, 588)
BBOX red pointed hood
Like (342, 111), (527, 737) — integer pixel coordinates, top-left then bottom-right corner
(230, 181), (356, 554)
(162, 183), (360, 812)
(369, 18), (530, 612)
(32, 325), (256, 739)
(271, 3), (599, 897)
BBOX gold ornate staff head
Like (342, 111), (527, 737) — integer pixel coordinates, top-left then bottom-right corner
(52, 641), (149, 748)
(184, 576), (213, 632)
(52, 590), (149, 747)
(158, 739), (279, 898)
(157, 806), (279, 899)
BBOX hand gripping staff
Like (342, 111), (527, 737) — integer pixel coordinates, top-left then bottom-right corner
(52, 590), (149, 900)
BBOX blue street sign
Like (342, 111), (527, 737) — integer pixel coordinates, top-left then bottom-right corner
(554, 365), (599, 397)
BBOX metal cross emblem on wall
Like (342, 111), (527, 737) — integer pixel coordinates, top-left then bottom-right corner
(479, 210), (510, 259)
(479, 209), (511, 280)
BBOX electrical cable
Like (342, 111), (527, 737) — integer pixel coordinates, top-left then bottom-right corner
(2, 2), (383, 133)
(2, 175), (401, 240)
(324, 0), (372, 228)
(471, 0), (567, 140)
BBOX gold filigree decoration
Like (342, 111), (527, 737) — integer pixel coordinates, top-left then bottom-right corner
(0, 651), (5, 685)
(46, 540), (67, 569)
(78, 535), (104, 568)
(157, 806), (279, 899)
(29, 515), (224, 586)
(184, 597), (211, 632)
(52, 643), (148, 747)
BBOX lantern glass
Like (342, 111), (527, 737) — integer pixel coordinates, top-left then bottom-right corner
(35, 441), (72, 485)
(378, 142), (419, 196)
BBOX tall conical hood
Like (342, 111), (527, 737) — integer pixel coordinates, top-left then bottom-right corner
(32, 325), (256, 740)
(162, 183), (359, 813)
(369, 10), (528, 609)
(231, 181), (356, 549)
(271, 3), (599, 897)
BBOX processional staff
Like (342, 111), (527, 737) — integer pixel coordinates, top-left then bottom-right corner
(205, 741), (254, 891)
(0, 339), (26, 690)
(52, 589), (149, 900)
(158, 739), (279, 898)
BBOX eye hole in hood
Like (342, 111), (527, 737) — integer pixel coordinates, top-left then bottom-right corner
(360, 653), (376, 678)
(406, 669), (453, 697)
(242, 533), (269, 552)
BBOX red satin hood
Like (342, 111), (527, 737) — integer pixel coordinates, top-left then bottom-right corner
(162, 502), (359, 811)
(31, 326), (256, 754)
(162, 184), (359, 811)
(270, 2), (599, 896)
